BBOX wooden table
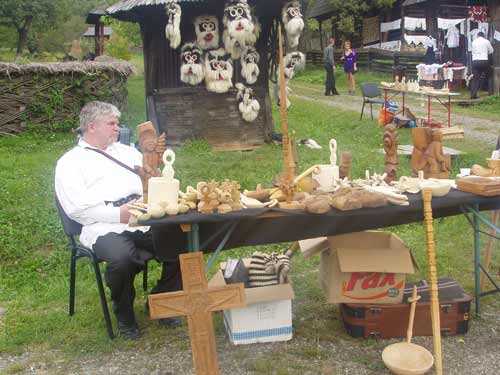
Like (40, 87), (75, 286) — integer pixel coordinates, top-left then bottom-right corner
(380, 86), (461, 128)
(144, 190), (500, 316)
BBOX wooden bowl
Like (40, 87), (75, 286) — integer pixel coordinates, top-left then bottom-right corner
(419, 180), (451, 197)
(382, 342), (434, 375)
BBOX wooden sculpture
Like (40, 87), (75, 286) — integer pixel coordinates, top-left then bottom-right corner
(411, 128), (450, 179)
(383, 124), (399, 183)
(471, 159), (500, 177)
(148, 252), (246, 375)
(339, 151), (352, 180)
(137, 121), (166, 203)
(422, 189), (443, 375)
(277, 24), (301, 210)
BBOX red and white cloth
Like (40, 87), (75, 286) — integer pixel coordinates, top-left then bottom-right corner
(467, 6), (487, 23)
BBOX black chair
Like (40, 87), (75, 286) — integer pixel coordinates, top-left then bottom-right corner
(55, 197), (148, 339)
(360, 83), (385, 120)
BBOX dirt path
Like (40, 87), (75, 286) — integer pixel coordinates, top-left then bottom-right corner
(290, 82), (499, 147)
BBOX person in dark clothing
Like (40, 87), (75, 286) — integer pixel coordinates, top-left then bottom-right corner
(470, 32), (494, 99)
(55, 101), (183, 340)
(323, 37), (339, 96)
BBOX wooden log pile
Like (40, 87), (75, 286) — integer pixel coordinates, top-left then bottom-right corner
(0, 61), (135, 135)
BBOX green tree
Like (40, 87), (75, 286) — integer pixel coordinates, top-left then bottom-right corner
(0, 0), (61, 57)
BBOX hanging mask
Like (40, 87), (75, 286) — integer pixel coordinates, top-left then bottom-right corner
(241, 46), (260, 85)
(204, 48), (234, 93)
(282, 1), (304, 49)
(165, 0), (182, 49)
(194, 15), (220, 50)
(236, 83), (260, 122)
(180, 43), (204, 86)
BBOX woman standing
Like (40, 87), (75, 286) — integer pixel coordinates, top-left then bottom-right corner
(341, 40), (357, 95)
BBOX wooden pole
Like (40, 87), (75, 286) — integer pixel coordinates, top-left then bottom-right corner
(480, 210), (499, 292)
(278, 24), (288, 135)
(422, 189), (443, 375)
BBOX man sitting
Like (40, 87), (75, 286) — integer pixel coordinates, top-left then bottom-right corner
(55, 101), (182, 339)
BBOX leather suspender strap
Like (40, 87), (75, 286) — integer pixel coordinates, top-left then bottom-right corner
(85, 147), (140, 176)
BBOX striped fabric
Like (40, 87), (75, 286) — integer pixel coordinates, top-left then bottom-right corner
(247, 252), (290, 288)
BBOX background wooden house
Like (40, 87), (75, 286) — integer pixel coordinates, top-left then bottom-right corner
(107, 0), (288, 151)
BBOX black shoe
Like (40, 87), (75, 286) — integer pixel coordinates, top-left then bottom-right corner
(158, 317), (181, 328)
(118, 320), (140, 340)
(333, 90), (340, 95)
(324, 92), (331, 96)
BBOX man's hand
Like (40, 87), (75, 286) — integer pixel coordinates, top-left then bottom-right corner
(120, 204), (132, 224)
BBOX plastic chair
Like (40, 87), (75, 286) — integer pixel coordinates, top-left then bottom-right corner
(360, 83), (385, 120)
(55, 197), (148, 339)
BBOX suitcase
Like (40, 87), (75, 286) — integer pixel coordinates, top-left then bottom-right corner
(340, 278), (472, 339)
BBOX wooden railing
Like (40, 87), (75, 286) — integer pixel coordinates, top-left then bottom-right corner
(306, 49), (426, 78)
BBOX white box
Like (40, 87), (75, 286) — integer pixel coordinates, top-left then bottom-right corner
(209, 261), (295, 345)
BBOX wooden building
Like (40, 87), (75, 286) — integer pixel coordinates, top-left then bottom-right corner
(106, 0), (288, 151)
(489, 0), (500, 93)
(86, 9), (107, 57)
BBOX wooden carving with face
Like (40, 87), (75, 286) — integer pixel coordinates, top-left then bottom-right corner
(236, 83), (260, 122)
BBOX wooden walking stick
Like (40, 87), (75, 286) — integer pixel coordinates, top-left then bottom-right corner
(481, 210), (499, 292)
(422, 188), (443, 375)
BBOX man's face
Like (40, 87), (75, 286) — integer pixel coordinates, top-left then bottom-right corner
(90, 114), (120, 146)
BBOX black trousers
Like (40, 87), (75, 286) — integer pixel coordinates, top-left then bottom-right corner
(93, 230), (182, 325)
(471, 60), (493, 98)
(324, 63), (337, 94)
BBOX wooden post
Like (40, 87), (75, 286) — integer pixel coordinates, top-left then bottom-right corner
(148, 252), (246, 375)
(422, 189), (443, 375)
(319, 20), (324, 51)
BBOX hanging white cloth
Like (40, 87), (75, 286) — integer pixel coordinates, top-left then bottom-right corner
(438, 18), (465, 30)
(445, 24), (460, 48)
(380, 19), (401, 33)
(404, 34), (427, 46)
(404, 17), (426, 31)
(494, 30), (500, 42)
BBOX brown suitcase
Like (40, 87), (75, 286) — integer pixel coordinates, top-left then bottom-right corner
(340, 278), (471, 339)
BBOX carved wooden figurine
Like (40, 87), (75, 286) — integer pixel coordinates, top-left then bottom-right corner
(471, 159), (500, 177)
(383, 124), (399, 183)
(148, 252), (246, 375)
(137, 121), (166, 203)
(339, 151), (352, 180)
(411, 128), (450, 179)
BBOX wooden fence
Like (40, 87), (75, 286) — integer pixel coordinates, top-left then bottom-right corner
(306, 49), (426, 78)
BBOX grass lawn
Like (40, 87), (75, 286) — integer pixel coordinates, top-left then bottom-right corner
(0, 60), (499, 373)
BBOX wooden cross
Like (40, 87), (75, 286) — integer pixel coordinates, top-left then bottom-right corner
(148, 252), (246, 375)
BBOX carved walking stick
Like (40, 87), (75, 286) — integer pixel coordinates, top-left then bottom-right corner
(422, 189), (443, 375)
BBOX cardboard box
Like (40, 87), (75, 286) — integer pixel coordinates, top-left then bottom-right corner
(299, 231), (418, 304)
(209, 260), (295, 345)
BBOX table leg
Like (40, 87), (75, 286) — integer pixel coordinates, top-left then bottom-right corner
(427, 95), (431, 127)
(448, 96), (451, 128)
(384, 89), (388, 124)
(192, 223), (200, 252)
(402, 92), (405, 116)
(473, 204), (481, 317)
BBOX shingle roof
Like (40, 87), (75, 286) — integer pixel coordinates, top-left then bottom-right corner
(307, 0), (336, 20)
(402, 0), (428, 6)
(107, 0), (202, 14)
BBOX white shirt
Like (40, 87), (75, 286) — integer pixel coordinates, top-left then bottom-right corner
(471, 36), (494, 61)
(55, 139), (148, 248)
(445, 25), (460, 48)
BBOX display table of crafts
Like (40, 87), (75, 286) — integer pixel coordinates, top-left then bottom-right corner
(380, 86), (461, 128)
(142, 190), (500, 316)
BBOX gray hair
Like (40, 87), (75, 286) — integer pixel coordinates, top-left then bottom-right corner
(78, 101), (121, 134)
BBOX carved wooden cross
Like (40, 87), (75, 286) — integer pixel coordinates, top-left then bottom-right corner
(148, 252), (246, 375)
